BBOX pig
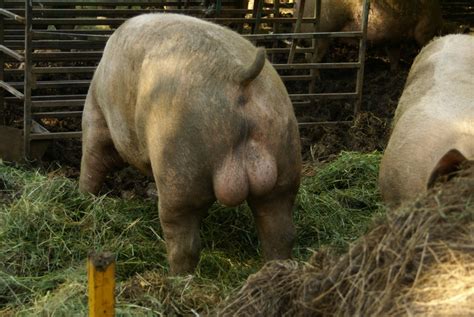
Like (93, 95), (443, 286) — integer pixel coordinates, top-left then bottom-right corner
(296, 0), (446, 71)
(378, 34), (474, 208)
(79, 13), (302, 274)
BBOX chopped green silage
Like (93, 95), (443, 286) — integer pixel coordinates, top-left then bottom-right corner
(0, 151), (384, 315)
(295, 151), (384, 255)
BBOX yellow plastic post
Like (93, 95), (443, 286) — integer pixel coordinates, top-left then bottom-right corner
(88, 251), (115, 317)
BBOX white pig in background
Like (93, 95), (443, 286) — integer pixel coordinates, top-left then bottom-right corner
(379, 34), (474, 208)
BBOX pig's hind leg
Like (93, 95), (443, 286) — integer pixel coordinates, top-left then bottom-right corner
(248, 188), (297, 261)
(79, 94), (124, 194)
(157, 196), (212, 275)
(153, 169), (215, 274)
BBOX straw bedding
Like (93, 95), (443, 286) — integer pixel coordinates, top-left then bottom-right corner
(219, 164), (474, 316)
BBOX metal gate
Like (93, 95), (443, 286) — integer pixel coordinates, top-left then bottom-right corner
(440, 0), (474, 27)
(0, 0), (370, 160)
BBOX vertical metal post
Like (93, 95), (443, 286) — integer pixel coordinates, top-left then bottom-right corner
(23, 0), (33, 159)
(309, 0), (321, 94)
(354, 0), (370, 115)
(0, 0), (5, 125)
(270, 0), (280, 62)
(287, 0), (305, 64)
(252, 0), (263, 34)
(215, 0), (222, 17)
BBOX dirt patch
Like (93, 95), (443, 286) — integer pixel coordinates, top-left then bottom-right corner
(218, 164), (474, 316)
(301, 111), (391, 161)
(42, 149), (156, 200)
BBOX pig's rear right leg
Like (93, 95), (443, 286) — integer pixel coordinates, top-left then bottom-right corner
(79, 95), (124, 195)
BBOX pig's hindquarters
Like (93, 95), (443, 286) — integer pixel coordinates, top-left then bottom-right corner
(144, 105), (298, 274)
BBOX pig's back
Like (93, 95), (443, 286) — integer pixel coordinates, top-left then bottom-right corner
(393, 34), (474, 126)
(101, 13), (257, 77)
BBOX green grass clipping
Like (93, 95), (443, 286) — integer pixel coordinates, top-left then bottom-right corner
(0, 151), (384, 315)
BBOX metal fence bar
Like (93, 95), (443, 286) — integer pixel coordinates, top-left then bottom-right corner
(0, 0), (4, 124)
(244, 31), (363, 40)
(32, 30), (110, 41)
(9, 79), (91, 89)
(32, 99), (85, 107)
(215, 0), (222, 16)
(298, 120), (352, 127)
(6, 0), (236, 4)
(0, 16), (320, 25)
(0, 44), (25, 60)
(269, 0), (280, 62)
(27, 94), (87, 100)
(290, 92), (358, 100)
(281, 75), (313, 81)
(8, 8), (277, 16)
(0, 80), (25, 99)
(32, 111), (83, 118)
(23, 0), (33, 158)
(30, 131), (82, 139)
(287, 0), (305, 63)
(354, 0), (370, 115)
(274, 62), (360, 70)
(297, 0), (369, 123)
(266, 47), (314, 54)
(200, 17), (317, 23)
(0, 8), (25, 22)
(252, 0), (263, 33)
(33, 66), (97, 73)
(30, 30), (364, 42)
(309, 0), (321, 93)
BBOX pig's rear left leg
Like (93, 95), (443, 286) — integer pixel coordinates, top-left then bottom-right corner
(248, 189), (297, 261)
(158, 198), (210, 275)
(79, 96), (124, 194)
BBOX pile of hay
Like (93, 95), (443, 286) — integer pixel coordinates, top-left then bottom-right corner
(219, 164), (474, 316)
